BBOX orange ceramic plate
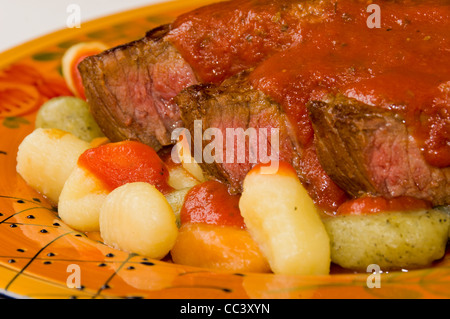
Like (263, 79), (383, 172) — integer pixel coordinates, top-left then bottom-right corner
(0, 0), (450, 299)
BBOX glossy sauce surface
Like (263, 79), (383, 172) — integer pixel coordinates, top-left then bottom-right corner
(168, 0), (308, 83)
(78, 141), (172, 194)
(336, 196), (432, 215)
(180, 180), (246, 229)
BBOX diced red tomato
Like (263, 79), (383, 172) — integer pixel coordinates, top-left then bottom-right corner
(78, 140), (172, 194)
(180, 180), (246, 229)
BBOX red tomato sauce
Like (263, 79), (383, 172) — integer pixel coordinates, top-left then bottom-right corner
(78, 141), (172, 194)
(249, 160), (297, 177)
(180, 180), (246, 229)
(337, 196), (432, 216)
(167, 0), (309, 84)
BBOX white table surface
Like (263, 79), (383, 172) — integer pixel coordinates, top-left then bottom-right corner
(0, 0), (167, 53)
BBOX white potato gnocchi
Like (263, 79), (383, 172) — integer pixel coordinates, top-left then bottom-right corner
(16, 128), (90, 204)
(58, 165), (109, 232)
(172, 131), (206, 183)
(164, 187), (191, 227)
(323, 209), (450, 270)
(181, 157), (205, 184)
(239, 163), (331, 275)
(167, 165), (201, 190)
(99, 182), (178, 259)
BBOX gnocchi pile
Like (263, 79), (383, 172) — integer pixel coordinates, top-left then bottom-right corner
(16, 123), (202, 260)
(14, 42), (450, 275)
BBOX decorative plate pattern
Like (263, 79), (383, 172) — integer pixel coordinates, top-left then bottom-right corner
(0, 0), (449, 299)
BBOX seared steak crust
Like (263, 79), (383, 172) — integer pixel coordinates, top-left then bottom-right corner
(307, 95), (450, 206)
(78, 25), (198, 151)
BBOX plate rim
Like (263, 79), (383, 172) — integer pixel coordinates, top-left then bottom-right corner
(0, 0), (449, 299)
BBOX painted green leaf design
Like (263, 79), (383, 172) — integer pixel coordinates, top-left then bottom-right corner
(3, 117), (30, 129)
(58, 39), (79, 49)
(86, 30), (108, 39)
(56, 64), (64, 77)
(146, 15), (172, 24)
(32, 52), (62, 61)
(113, 23), (128, 31)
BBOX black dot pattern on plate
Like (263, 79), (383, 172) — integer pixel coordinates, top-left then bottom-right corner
(0, 193), (237, 299)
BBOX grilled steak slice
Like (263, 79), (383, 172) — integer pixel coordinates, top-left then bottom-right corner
(78, 25), (198, 151)
(176, 73), (348, 212)
(176, 73), (299, 192)
(307, 95), (450, 207)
